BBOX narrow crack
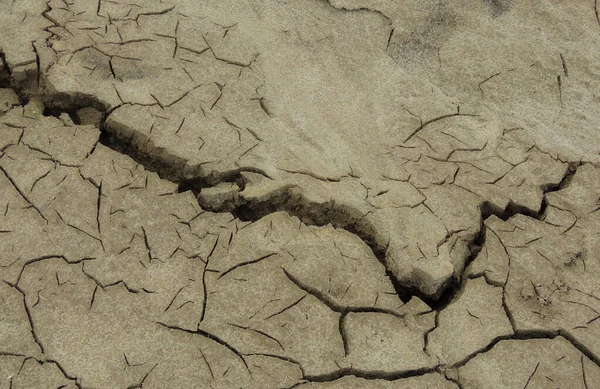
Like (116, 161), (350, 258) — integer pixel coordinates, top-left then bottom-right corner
(304, 365), (438, 383)
(282, 267), (406, 318)
(3, 282), (45, 355)
(338, 313), (349, 356)
(44, 358), (83, 389)
(403, 109), (477, 143)
(156, 322), (251, 374)
(423, 311), (439, 355)
(561, 330), (600, 368)
(442, 371), (466, 389)
(217, 252), (278, 280)
(450, 330), (559, 369)
(538, 160), (580, 217)
(126, 363), (157, 389)
(0, 166), (48, 223)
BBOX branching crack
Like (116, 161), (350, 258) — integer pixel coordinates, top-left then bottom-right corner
(3, 281), (45, 354)
(0, 165), (48, 223)
(156, 322), (251, 374)
(403, 109), (477, 143)
(282, 267), (405, 318)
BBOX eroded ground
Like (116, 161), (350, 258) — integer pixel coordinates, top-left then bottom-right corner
(1, 0), (600, 388)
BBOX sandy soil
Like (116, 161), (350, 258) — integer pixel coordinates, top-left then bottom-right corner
(1, 0), (600, 388)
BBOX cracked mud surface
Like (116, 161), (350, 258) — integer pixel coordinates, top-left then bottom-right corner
(1, 0), (600, 388)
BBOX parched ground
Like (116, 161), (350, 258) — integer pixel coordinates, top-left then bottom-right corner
(1, 0), (600, 388)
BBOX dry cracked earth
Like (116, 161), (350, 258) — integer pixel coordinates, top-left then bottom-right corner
(1, 0), (600, 388)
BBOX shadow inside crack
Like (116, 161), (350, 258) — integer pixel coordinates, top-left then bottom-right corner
(1, 49), (582, 314)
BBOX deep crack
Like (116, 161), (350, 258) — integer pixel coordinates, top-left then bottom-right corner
(5, 77), (582, 312)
